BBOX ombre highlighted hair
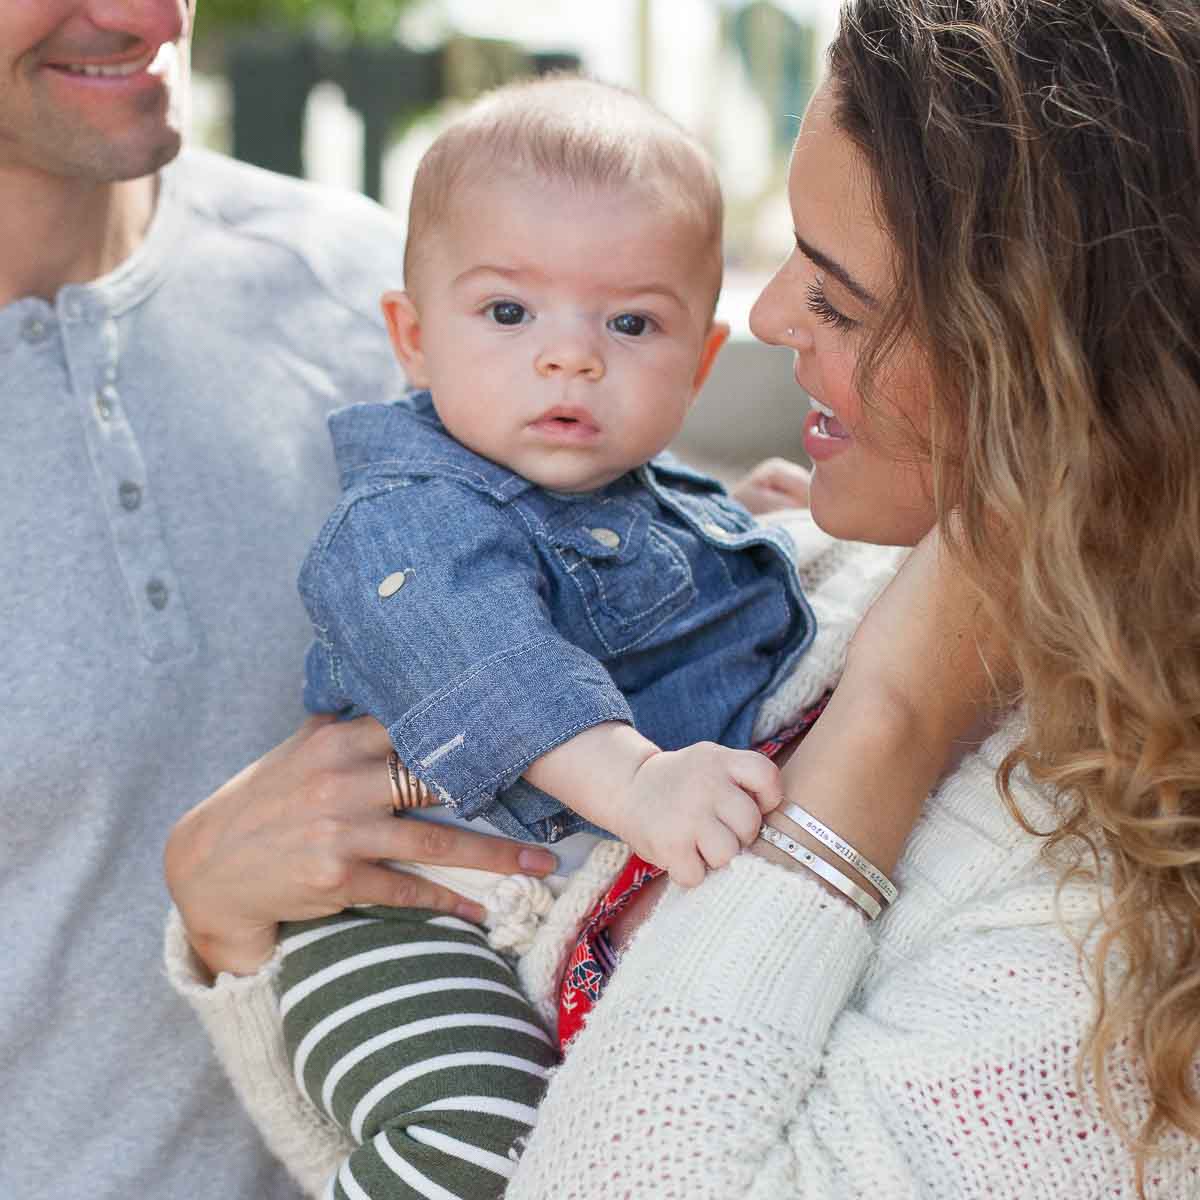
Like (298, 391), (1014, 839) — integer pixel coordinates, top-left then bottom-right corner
(829, 0), (1200, 1188)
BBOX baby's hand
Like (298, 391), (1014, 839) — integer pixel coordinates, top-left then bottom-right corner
(616, 743), (783, 887)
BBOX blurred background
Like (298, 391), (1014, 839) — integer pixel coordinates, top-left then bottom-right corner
(190, 0), (840, 479)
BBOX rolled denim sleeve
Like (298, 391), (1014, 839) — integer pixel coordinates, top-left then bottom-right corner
(301, 479), (634, 818)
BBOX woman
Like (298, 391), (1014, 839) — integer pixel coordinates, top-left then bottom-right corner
(167, 0), (1200, 1194)
(504, 1), (1200, 1194)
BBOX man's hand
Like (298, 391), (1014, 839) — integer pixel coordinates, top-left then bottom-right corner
(615, 744), (783, 887)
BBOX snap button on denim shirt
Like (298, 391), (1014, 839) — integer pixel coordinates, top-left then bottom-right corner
(300, 391), (815, 843)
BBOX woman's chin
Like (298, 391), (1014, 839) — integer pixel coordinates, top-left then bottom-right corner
(808, 479), (931, 548)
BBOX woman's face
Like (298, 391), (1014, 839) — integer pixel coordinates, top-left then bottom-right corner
(750, 80), (936, 547)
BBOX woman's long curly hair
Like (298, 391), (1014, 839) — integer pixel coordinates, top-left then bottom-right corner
(829, 0), (1200, 1184)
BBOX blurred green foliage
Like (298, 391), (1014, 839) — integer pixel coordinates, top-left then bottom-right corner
(198, 0), (415, 40)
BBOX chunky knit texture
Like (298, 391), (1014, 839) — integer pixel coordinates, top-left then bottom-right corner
(506, 722), (1200, 1198)
(166, 513), (1200, 1196)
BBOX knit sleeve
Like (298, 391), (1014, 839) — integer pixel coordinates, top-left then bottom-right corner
(505, 853), (874, 1200)
(505, 790), (1194, 1198)
(163, 907), (350, 1197)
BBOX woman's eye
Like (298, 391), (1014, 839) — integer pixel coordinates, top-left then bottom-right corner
(488, 301), (527, 326)
(608, 313), (650, 337)
(805, 279), (857, 333)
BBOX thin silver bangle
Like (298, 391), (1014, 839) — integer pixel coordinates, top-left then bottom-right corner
(757, 823), (882, 920)
(778, 801), (898, 906)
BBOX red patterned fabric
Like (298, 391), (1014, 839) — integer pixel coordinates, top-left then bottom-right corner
(557, 693), (832, 1049)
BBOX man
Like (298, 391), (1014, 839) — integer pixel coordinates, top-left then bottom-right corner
(0, 3), (419, 1194)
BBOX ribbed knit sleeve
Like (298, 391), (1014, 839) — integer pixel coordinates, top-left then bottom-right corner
(164, 907), (350, 1197)
(505, 854), (871, 1199)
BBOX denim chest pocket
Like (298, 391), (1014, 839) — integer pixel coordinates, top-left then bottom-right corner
(548, 499), (696, 655)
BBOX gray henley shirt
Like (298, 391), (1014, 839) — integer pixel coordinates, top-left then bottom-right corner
(1, 147), (406, 1198)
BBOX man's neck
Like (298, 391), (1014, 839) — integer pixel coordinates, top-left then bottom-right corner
(0, 169), (159, 308)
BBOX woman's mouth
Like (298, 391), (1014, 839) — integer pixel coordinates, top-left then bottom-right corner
(809, 398), (849, 440)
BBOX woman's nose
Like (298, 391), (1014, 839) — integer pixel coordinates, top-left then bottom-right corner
(750, 268), (812, 352)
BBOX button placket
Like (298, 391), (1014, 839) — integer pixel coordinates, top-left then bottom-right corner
(62, 308), (194, 661)
(20, 315), (51, 345)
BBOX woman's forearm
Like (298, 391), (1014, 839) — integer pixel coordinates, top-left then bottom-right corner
(506, 855), (872, 1198)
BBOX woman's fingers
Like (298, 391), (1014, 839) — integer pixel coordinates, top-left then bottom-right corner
(355, 815), (558, 879)
(347, 862), (488, 923)
(165, 713), (557, 978)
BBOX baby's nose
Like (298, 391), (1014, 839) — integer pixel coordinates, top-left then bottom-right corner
(534, 335), (605, 381)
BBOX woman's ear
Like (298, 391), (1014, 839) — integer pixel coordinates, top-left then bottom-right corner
(381, 290), (428, 385)
(690, 321), (730, 397)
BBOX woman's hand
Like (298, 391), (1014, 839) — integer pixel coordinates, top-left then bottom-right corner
(164, 715), (557, 979)
(761, 525), (1012, 888)
(730, 457), (811, 514)
(842, 523), (1013, 747)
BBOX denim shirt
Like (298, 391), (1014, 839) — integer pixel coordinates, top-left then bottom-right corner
(300, 391), (815, 843)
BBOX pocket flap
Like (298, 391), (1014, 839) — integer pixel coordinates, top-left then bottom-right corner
(547, 499), (647, 564)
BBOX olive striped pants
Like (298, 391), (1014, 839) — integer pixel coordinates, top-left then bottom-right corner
(278, 908), (558, 1200)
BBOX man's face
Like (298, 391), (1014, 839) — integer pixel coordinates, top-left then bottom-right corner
(0, 1), (194, 183)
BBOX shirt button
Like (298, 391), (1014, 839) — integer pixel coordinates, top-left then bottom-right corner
(589, 527), (621, 550)
(20, 315), (50, 344)
(146, 579), (169, 610)
(377, 570), (408, 598)
(96, 385), (118, 421)
(118, 481), (142, 511)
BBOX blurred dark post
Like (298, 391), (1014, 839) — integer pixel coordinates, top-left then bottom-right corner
(330, 43), (440, 202)
(228, 35), (321, 179)
(227, 35), (579, 201)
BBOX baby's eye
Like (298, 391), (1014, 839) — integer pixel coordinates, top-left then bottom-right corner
(488, 301), (527, 326)
(608, 313), (650, 337)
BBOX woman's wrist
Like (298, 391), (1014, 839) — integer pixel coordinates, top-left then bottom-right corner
(182, 914), (278, 981)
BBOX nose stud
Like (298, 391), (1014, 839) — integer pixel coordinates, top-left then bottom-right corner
(786, 327), (796, 337)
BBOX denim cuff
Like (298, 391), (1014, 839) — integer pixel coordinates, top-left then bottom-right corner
(388, 635), (633, 816)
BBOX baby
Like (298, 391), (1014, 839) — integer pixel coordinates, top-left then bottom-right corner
(279, 76), (821, 1199)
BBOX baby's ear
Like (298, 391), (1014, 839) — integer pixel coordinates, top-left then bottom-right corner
(691, 321), (730, 397)
(381, 291), (428, 385)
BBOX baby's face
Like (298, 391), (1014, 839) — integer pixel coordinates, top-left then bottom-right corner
(397, 172), (726, 493)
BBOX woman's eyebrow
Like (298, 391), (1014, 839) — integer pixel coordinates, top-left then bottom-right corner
(795, 233), (879, 308)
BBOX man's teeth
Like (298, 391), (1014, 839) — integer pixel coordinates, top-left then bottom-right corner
(62, 52), (155, 78)
(809, 399), (836, 419)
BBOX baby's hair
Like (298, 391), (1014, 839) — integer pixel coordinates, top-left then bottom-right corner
(404, 75), (724, 308)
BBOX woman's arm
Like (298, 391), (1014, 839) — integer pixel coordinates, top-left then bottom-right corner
(508, 531), (1011, 1198)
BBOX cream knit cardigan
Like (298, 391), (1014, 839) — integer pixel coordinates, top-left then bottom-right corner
(164, 512), (1199, 1198)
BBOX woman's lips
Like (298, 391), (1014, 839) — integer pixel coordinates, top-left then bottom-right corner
(803, 402), (851, 463)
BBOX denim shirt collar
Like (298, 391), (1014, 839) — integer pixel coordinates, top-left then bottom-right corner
(327, 389), (723, 505)
(328, 390), (536, 504)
